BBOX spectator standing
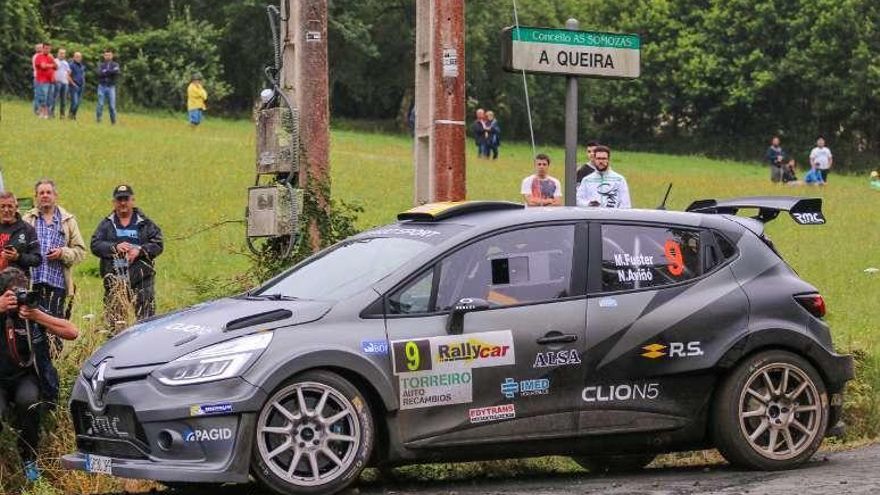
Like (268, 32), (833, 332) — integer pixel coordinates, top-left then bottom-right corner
(809, 136), (833, 183)
(576, 145), (632, 208)
(0, 266), (79, 482)
(577, 140), (600, 183)
(50, 48), (72, 119)
(90, 185), (163, 324)
(0, 193), (41, 273)
(32, 43), (42, 115)
(22, 180), (87, 321)
(186, 73), (208, 127)
(483, 110), (501, 159)
(471, 108), (486, 156)
(521, 153), (562, 206)
(96, 49), (120, 125)
(68, 52), (86, 120)
(33, 43), (57, 119)
(765, 136), (787, 183)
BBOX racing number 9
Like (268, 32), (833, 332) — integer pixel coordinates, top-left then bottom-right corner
(405, 341), (420, 371)
(392, 339), (432, 374)
(665, 239), (684, 277)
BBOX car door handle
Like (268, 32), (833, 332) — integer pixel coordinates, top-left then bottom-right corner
(536, 334), (578, 345)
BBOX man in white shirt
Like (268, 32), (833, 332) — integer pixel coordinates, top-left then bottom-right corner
(809, 136), (833, 183)
(576, 145), (631, 208)
(51, 48), (72, 119)
(520, 153), (562, 206)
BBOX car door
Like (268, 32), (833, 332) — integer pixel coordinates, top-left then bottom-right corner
(578, 222), (749, 434)
(384, 222), (588, 448)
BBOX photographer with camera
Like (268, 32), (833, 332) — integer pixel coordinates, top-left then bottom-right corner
(0, 192), (41, 274)
(0, 266), (78, 482)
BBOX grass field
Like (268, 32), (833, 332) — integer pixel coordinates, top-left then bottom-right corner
(1, 97), (879, 493)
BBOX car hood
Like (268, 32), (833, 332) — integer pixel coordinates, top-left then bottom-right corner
(88, 297), (333, 368)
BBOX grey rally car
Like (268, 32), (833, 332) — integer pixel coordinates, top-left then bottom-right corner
(63, 198), (853, 494)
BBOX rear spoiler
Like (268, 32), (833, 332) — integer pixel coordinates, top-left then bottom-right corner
(685, 196), (825, 225)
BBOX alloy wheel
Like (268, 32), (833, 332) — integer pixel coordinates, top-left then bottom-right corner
(738, 363), (822, 460)
(256, 381), (361, 487)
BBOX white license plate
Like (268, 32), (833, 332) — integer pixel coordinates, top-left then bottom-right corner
(85, 454), (113, 475)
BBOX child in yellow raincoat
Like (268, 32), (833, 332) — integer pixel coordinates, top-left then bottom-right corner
(187, 73), (207, 127)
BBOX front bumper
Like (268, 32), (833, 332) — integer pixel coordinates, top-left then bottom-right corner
(63, 372), (266, 482)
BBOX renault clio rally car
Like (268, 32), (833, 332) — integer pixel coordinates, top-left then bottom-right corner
(64, 198), (853, 495)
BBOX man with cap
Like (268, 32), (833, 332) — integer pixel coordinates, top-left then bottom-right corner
(90, 185), (164, 325)
(186, 72), (207, 127)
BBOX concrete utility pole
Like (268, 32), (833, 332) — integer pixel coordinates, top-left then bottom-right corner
(281, 0), (329, 250)
(564, 18), (579, 207)
(413, 0), (466, 205)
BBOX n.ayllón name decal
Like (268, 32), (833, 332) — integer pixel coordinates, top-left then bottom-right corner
(469, 404), (516, 424)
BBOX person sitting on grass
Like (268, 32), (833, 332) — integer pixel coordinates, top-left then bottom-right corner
(870, 170), (880, 191)
(782, 159), (802, 185)
(804, 166), (825, 186)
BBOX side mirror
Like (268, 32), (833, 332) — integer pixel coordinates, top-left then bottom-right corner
(446, 298), (489, 335)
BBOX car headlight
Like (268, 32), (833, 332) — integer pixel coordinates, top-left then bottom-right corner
(153, 332), (273, 386)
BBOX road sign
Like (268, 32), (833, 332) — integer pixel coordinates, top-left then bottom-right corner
(502, 26), (640, 79)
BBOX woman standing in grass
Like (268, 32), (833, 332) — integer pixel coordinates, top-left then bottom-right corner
(186, 73), (208, 127)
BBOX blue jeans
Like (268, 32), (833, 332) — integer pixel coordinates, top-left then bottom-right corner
(70, 84), (83, 117)
(35, 83), (51, 109)
(33, 79), (39, 114)
(51, 83), (69, 117)
(96, 84), (117, 124)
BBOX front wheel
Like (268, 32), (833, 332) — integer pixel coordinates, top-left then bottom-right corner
(712, 350), (828, 470)
(252, 370), (374, 495)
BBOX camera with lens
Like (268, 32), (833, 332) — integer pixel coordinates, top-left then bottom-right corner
(14, 288), (39, 307)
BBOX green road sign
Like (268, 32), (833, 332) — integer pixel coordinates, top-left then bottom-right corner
(502, 26), (641, 79)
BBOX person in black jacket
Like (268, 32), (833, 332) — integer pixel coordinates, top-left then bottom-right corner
(90, 185), (163, 325)
(0, 192), (41, 275)
(96, 48), (120, 124)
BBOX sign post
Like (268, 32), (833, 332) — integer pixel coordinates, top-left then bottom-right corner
(502, 24), (641, 206)
(564, 19), (579, 207)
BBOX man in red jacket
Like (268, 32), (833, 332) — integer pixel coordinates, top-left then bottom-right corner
(33, 43), (57, 119)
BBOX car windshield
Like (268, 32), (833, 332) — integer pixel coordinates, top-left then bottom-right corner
(252, 237), (432, 301)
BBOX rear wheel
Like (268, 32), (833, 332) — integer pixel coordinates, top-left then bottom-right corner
(713, 350), (827, 470)
(573, 453), (655, 474)
(251, 370), (374, 495)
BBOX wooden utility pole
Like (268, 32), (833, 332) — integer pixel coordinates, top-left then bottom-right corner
(281, 0), (329, 250)
(413, 0), (466, 204)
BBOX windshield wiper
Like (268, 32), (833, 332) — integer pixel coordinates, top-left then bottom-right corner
(246, 293), (300, 301)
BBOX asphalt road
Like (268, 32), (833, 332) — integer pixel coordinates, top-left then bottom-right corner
(162, 444), (880, 495)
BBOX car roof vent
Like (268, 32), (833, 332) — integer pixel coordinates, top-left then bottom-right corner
(397, 201), (524, 222)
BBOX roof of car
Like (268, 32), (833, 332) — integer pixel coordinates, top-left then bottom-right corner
(399, 205), (714, 230)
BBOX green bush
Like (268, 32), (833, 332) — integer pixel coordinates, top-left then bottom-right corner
(0, 0), (44, 95)
(55, 8), (231, 110)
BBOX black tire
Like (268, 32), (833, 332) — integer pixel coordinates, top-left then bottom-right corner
(573, 453), (655, 474)
(712, 350), (828, 470)
(251, 370), (374, 495)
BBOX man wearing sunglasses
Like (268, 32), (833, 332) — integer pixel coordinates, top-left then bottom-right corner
(90, 185), (164, 325)
(0, 266), (78, 482)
